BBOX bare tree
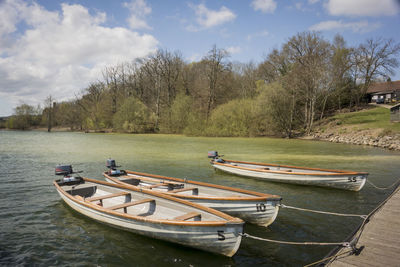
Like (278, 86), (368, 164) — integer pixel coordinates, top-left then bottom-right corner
(124, 58), (145, 99)
(102, 65), (121, 114)
(232, 61), (258, 99)
(141, 52), (163, 130)
(258, 48), (291, 83)
(285, 31), (332, 134)
(76, 82), (107, 131)
(352, 38), (400, 105)
(203, 45), (230, 120)
(330, 34), (353, 112)
(44, 95), (54, 132)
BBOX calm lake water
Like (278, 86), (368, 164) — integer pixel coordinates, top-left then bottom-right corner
(1, 130), (399, 266)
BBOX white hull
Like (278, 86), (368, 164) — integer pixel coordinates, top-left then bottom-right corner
(54, 179), (243, 256)
(212, 161), (368, 191)
(189, 198), (279, 227)
(105, 171), (281, 227)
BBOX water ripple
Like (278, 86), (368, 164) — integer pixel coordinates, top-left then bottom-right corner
(1, 131), (399, 266)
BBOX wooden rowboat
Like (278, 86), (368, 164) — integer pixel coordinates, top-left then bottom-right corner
(103, 168), (282, 227)
(54, 176), (244, 257)
(208, 152), (368, 191)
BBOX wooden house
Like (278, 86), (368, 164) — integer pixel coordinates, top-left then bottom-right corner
(367, 80), (400, 103)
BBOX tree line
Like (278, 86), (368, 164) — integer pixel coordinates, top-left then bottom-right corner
(2, 31), (400, 137)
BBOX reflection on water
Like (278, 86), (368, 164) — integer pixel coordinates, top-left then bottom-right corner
(0, 131), (399, 266)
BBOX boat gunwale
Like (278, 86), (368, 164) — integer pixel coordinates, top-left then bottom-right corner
(216, 160), (368, 177)
(54, 178), (243, 226)
(108, 170), (282, 201)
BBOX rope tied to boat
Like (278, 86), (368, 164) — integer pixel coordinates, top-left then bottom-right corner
(278, 204), (368, 219)
(303, 249), (356, 267)
(240, 233), (351, 247)
(367, 178), (400, 190)
(305, 184), (400, 266)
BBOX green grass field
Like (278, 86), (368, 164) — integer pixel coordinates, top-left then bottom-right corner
(332, 107), (400, 133)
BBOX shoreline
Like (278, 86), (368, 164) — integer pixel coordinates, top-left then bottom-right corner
(4, 126), (400, 151)
(304, 130), (400, 151)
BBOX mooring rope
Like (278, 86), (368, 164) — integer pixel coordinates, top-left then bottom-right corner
(240, 233), (350, 247)
(367, 178), (400, 190)
(241, 183), (400, 266)
(305, 184), (400, 266)
(352, 184), (400, 241)
(278, 204), (367, 219)
(303, 249), (353, 267)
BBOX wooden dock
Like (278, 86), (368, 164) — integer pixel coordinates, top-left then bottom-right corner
(327, 185), (400, 266)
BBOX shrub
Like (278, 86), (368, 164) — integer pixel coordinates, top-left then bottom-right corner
(161, 94), (193, 133)
(113, 97), (155, 133)
(255, 82), (300, 137)
(205, 98), (258, 137)
(183, 112), (207, 136)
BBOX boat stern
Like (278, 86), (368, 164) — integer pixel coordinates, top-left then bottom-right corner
(353, 173), (368, 191)
(253, 197), (281, 227)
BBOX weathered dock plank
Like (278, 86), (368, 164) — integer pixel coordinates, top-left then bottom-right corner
(328, 186), (400, 266)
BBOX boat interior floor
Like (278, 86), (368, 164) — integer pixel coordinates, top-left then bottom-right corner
(120, 175), (256, 198)
(66, 185), (206, 221)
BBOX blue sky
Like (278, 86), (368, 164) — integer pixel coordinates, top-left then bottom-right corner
(0, 0), (399, 116)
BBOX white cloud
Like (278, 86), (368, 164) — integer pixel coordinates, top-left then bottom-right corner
(226, 46), (241, 54)
(189, 3), (236, 30)
(124, 0), (152, 30)
(326, 0), (400, 16)
(0, 1), (20, 37)
(251, 0), (277, 13)
(0, 0), (158, 110)
(309, 20), (381, 33)
(308, 0), (320, 4)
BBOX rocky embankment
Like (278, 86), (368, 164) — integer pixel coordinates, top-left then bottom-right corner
(309, 129), (400, 151)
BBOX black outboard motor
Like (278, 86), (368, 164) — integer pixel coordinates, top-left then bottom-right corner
(55, 164), (83, 185)
(208, 151), (219, 159)
(55, 165), (73, 176)
(106, 159), (117, 169)
(208, 151), (225, 163)
(106, 159), (126, 176)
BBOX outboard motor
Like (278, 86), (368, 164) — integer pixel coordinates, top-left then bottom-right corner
(55, 165), (73, 176)
(55, 164), (83, 185)
(106, 159), (126, 176)
(208, 151), (225, 163)
(208, 151), (219, 159)
(106, 159), (117, 169)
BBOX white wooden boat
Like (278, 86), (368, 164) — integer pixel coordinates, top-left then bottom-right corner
(103, 165), (281, 227)
(53, 176), (244, 257)
(208, 152), (368, 191)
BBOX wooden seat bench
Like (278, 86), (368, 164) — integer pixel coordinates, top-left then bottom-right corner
(174, 212), (201, 221)
(75, 195), (85, 201)
(169, 187), (199, 195)
(85, 192), (131, 206)
(108, 198), (155, 213)
(144, 183), (167, 189)
(86, 192), (130, 202)
(122, 175), (182, 185)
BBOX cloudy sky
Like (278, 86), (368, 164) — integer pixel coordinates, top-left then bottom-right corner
(0, 0), (399, 116)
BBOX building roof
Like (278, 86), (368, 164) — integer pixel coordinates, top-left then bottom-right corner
(372, 91), (396, 95)
(367, 80), (400, 94)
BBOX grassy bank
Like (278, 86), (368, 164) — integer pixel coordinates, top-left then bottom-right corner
(332, 107), (400, 132)
(312, 106), (400, 150)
